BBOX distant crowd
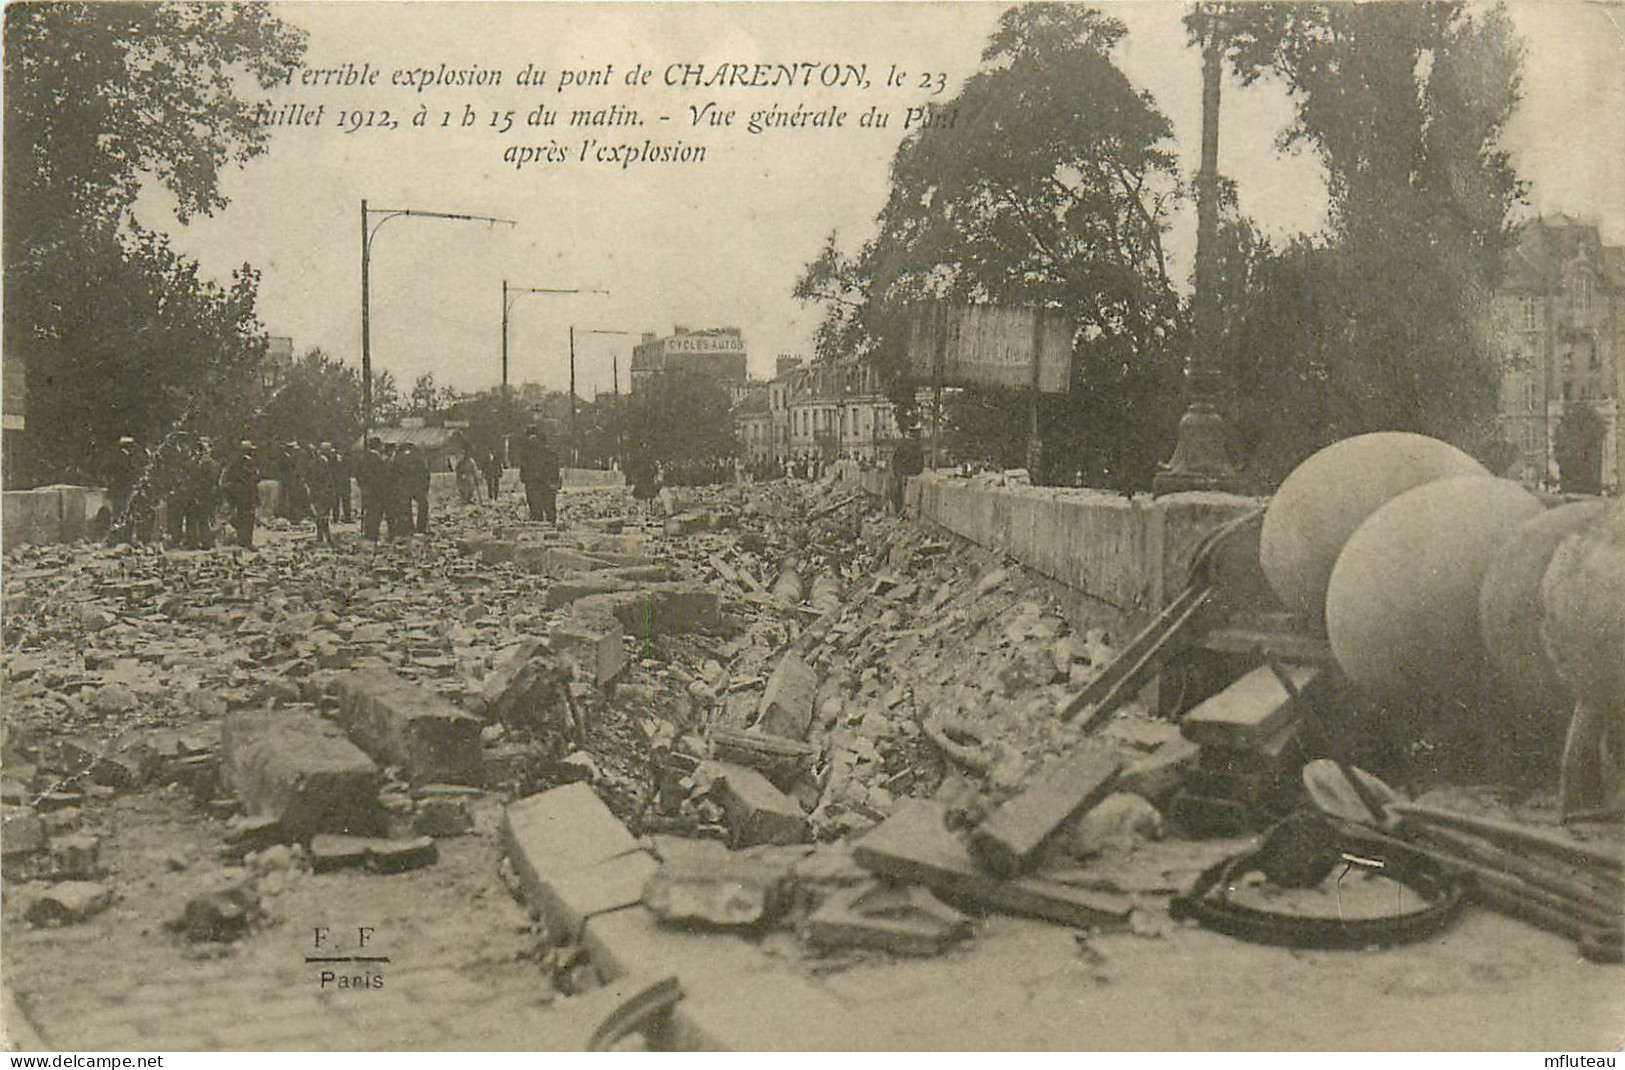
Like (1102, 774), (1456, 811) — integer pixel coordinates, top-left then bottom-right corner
(97, 426), (931, 549)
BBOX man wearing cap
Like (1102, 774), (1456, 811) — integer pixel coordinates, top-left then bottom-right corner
(220, 440), (258, 549)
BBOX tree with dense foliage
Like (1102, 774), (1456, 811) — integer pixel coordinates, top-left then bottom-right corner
(624, 371), (736, 472)
(258, 347), (365, 451)
(797, 3), (1186, 488)
(1206, 1), (1526, 476)
(3, 2), (306, 482)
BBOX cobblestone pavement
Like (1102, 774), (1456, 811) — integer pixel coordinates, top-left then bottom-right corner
(2, 788), (577, 1051)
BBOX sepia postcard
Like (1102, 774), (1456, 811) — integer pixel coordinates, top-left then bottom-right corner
(2, 0), (1623, 1057)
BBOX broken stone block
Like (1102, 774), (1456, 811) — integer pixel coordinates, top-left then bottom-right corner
(26, 881), (112, 927)
(550, 618), (627, 685)
(970, 750), (1122, 878)
(855, 799), (1132, 929)
(707, 761), (808, 848)
(757, 654), (819, 740)
(1, 809), (46, 878)
(574, 585), (721, 638)
(502, 783), (641, 916)
(477, 638), (569, 726)
(220, 710), (384, 839)
(223, 814), (288, 856)
(46, 833), (101, 880)
(706, 727), (818, 788)
(642, 843), (793, 928)
(331, 669), (484, 784)
(542, 849), (658, 940)
(664, 513), (709, 536)
(807, 881), (972, 956)
(546, 576), (634, 610)
(169, 873), (262, 942)
(771, 567), (804, 607)
(516, 546), (607, 575)
(90, 682), (137, 714)
(90, 750), (149, 790)
(308, 834), (371, 873)
(809, 575), (842, 615)
(366, 835), (438, 873)
(413, 796), (474, 838)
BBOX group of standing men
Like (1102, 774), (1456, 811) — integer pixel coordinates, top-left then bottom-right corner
(267, 441), (352, 547)
(103, 425), (566, 550)
(355, 439), (432, 540)
(104, 433), (258, 549)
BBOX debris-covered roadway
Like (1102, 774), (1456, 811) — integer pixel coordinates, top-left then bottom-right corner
(1, 472), (1621, 1051)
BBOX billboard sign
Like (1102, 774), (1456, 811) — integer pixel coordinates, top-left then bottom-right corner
(907, 304), (1072, 394)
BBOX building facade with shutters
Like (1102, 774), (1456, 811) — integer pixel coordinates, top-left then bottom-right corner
(1491, 215), (1623, 491)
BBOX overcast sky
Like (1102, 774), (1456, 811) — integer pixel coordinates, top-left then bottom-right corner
(144, 1), (1625, 398)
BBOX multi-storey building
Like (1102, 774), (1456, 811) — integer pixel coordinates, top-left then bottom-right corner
(735, 353), (939, 465)
(629, 326), (747, 394)
(1491, 215), (1624, 490)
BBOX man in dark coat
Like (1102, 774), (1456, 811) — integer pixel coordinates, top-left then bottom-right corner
(301, 442), (334, 546)
(398, 442), (431, 533)
(220, 440), (258, 549)
(186, 437), (220, 549)
(357, 437), (387, 540)
(518, 427), (561, 523)
(156, 432), (195, 546)
(480, 446), (503, 501)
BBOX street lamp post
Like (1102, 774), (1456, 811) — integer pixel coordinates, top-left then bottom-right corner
(570, 327), (632, 465)
(1154, 8), (1238, 494)
(501, 283), (609, 394)
(361, 200), (516, 436)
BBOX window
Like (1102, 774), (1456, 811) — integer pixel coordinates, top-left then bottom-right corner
(1521, 297), (1537, 330)
(1524, 424), (1539, 450)
(1523, 381), (1538, 411)
(1574, 275), (1592, 315)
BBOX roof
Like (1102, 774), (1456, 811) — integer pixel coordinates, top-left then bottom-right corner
(352, 426), (464, 450)
(1502, 216), (1620, 293)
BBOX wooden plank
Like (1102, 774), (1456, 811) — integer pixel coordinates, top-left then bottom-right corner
(854, 799), (1132, 928)
(969, 751), (1123, 877)
(1194, 627), (1333, 664)
(1180, 664), (1320, 750)
(1391, 803), (1625, 874)
(1061, 585), (1211, 726)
